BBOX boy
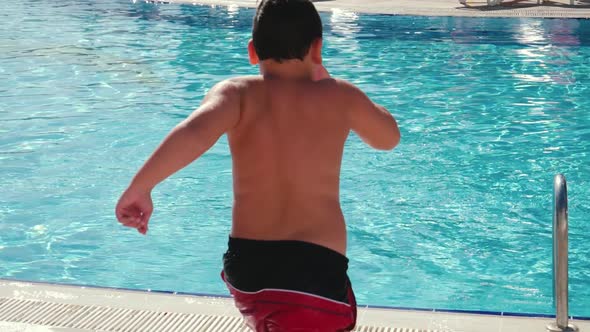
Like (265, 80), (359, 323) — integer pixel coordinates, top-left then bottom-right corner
(115, 0), (400, 330)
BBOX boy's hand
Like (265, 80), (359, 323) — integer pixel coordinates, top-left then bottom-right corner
(312, 64), (331, 81)
(115, 187), (153, 235)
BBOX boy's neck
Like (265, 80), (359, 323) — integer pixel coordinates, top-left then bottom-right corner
(259, 59), (313, 80)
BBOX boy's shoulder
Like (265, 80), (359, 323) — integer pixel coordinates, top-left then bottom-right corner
(212, 76), (362, 98)
(221, 75), (356, 86)
(222, 75), (263, 87)
(204, 76), (260, 99)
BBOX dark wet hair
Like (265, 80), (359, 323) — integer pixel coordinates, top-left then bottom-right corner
(253, 0), (323, 62)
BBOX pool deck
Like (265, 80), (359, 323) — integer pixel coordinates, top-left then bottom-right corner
(1, 279), (589, 332)
(166, 0), (590, 18)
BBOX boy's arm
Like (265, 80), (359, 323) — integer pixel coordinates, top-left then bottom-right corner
(115, 79), (241, 234)
(128, 80), (241, 191)
(342, 81), (400, 150)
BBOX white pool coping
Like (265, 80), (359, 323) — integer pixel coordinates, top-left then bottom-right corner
(1, 279), (589, 332)
(162, 0), (590, 18)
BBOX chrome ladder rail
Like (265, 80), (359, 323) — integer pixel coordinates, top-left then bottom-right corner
(547, 174), (578, 332)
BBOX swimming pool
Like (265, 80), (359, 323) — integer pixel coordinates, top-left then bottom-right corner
(1, 0), (589, 317)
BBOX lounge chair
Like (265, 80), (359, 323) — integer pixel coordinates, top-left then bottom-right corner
(458, 0), (503, 6)
(460, 0), (574, 6)
(538, 0), (575, 4)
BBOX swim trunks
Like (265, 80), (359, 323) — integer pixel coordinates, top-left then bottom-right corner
(222, 237), (357, 331)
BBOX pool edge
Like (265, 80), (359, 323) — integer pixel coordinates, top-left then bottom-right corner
(162, 0), (590, 19)
(2, 277), (589, 320)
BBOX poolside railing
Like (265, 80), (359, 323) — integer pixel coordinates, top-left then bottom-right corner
(547, 174), (578, 332)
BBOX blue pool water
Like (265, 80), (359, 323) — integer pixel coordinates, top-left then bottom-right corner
(1, 0), (589, 316)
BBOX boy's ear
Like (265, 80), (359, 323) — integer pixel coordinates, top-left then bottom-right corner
(248, 40), (259, 65)
(310, 38), (323, 65)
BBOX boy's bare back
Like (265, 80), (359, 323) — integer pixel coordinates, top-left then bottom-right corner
(203, 74), (400, 255)
(116, 72), (399, 255)
(229, 77), (350, 254)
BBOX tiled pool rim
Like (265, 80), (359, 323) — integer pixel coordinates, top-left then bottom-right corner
(3, 278), (589, 321)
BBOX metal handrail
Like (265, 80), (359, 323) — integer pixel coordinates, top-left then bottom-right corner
(547, 174), (578, 332)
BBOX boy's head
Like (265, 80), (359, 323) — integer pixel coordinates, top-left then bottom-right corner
(250, 0), (323, 64)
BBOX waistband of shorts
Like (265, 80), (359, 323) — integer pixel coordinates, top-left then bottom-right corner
(227, 236), (349, 265)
